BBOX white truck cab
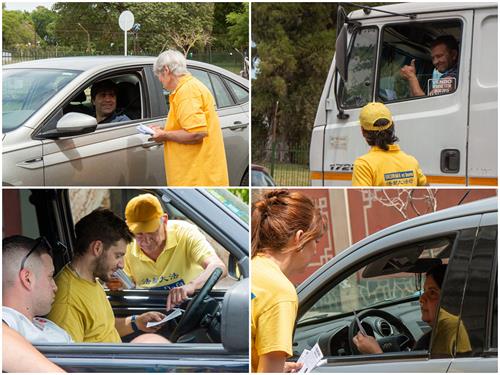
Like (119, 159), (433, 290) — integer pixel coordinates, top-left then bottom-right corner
(310, 3), (498, 186)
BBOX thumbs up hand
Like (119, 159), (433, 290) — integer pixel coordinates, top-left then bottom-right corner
(400, 59), (417, 80)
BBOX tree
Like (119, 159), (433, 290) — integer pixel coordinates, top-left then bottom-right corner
(226, 3), (249, 55)
(2, 8), (35, 49)
(31, 6), (58, 45)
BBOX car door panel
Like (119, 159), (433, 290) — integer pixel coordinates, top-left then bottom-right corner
(42, 119), (165, 186)
(313, 357), (452, 372)
(447, 357), (497, 372)
(3, 130), (44, 185)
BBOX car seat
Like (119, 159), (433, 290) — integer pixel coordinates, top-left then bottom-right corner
(116, 82), (141, 120)
(63, 91), (91, 115)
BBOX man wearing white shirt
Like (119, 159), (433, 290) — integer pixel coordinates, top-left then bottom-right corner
(2, 236), (73, 344)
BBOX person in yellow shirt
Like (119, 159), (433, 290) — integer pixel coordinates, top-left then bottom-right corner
(251, 190), (326, 373)
(352, 102), (427, 186)
(150, 49), (229, 186)
(122, 193), (227, 311)
(353, 264), (471, 356)
(48, 208), (166, 343)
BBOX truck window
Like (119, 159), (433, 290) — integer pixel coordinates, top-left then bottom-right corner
(377, 20), (462, 103)
(339, 27), (378, 108)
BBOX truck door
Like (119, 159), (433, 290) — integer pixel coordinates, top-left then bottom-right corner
(466, 8), (498, 186)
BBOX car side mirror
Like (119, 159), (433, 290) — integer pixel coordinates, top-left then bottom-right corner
(41, 112), (98, 139)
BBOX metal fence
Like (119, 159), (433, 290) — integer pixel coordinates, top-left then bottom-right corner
(253, 141), (311, 186)
(2, 48), (244, 74)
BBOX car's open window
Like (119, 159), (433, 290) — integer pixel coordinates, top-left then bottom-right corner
(377, 20), (462, 103)
(62, 73), (144, 125)
(298, 237), (453, 327)
(68, 189), (243, 290)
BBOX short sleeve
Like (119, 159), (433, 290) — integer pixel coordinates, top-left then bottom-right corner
(183, 224), (216, 265)
(352, 158), (373, 186)
(175, 90), (208, 133)
(416, 165), (428, 186)
(255, 301), (297, 357)
(123, 243), (135, 282)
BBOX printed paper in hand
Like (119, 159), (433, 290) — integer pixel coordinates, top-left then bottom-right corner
(136, 125), (155, 135)
(297, 343), (324, 373)
(146, 308), (184, 328)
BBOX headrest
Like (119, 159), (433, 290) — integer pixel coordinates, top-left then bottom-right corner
(221, 278), (248, 353)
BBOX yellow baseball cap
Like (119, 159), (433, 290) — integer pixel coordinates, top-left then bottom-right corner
(125, 194), (163, 234)
(359, 102), (393, 131)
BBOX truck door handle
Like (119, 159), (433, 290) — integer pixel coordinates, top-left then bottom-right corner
(228, 121), (248, 131)
(441, 149), (460, 173)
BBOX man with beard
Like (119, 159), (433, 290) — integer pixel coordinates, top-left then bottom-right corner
(48, 208), (166, 343)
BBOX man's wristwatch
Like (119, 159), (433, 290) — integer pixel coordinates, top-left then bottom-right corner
(131, 315), (140, 332)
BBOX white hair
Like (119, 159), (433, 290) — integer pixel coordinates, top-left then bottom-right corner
(154, 50), (189, 76)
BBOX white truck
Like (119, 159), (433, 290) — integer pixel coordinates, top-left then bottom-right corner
(310, 3), (498, 186)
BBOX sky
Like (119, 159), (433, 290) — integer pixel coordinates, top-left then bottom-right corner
(4, 2), (55, 12)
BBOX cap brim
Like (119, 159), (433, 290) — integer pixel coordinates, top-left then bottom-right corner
(127, 218), (161, 234)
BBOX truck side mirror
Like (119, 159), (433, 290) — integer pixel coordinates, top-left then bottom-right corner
(335, 24), (348, 82)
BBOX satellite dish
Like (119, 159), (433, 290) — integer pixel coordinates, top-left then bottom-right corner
(119, 11), (134, 31)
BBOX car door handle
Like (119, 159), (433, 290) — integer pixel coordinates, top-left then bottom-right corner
(142, 141), (162, 149)
(228, 121), (248, 131)
(17, 157), (44, 169)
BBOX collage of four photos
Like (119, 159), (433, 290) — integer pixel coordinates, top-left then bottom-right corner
(1, 1), (498, 373)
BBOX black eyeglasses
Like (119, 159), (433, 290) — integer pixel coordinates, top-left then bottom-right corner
(19, 237), (51, 272)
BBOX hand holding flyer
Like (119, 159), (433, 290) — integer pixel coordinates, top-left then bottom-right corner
(136, 124), (155, 135)
(146, 308), (184, 328)
(297, 343), (325, 373)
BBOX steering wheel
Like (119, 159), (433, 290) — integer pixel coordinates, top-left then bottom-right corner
(170, 268), (223, 342)
(348, 309), (415, 354)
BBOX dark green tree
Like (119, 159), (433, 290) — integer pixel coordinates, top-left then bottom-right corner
(2, 7), (35, 49)
(31, 6), (58, 45)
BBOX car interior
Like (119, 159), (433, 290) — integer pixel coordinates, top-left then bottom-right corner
(294, 236), (454, 358)
(4, 189), (248, 353)
(63, 73), (143, 121)
(378, 20), (462, 102)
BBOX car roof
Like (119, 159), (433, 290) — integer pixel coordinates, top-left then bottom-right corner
(4, 56), (248, 86)
(349, 2), (496, 20)
(335, 196), (497, 262)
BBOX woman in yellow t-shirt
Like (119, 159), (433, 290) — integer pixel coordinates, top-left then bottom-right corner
(251, 190), (326, 373)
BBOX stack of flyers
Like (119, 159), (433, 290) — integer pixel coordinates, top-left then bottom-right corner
(297, 343), (326, 373)
(136, 124), (155, 135)
(146, 308), (184, 328)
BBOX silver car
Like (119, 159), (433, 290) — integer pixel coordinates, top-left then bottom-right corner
(3, 57), (249, 186)
(294, 197), (497, 372)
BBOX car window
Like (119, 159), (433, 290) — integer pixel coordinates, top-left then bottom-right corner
(209, 73), (235, 107)
(225, 78), (249, 104)
(62, 73), (143, 124)
(377, 20), (462, 103)
(189, 68), (216, 98)
(68, 189), (240, 290)
(206, 188), (249, 224)
(454, 225), (497, 357)
(339, 27), (378, 109)
(3, 68), (80, 132)
(299, 238), (452, 325)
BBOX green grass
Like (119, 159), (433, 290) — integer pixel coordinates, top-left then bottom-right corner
(260, 162), (311, 186)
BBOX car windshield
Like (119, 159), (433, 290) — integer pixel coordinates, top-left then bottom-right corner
(207, 188), (249, 224)
(3, 68), (80, 132)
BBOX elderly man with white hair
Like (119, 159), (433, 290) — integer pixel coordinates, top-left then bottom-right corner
(150, 49), (229, 186)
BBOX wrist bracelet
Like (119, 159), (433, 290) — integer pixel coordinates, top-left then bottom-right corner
(131, 315), (140, 332)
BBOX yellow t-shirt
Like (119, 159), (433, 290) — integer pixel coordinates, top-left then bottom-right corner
(352, 144), (427, 186)
(163, 74), (229, 186)
(47, 265), (121, 343)
(251, 255), (298, 372)
(432, 308), (472, 356)
(124, 220), (216, 289)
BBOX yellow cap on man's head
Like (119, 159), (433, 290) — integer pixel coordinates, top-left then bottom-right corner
(125, 194), (163, 234)
(359, 102), (393, 131)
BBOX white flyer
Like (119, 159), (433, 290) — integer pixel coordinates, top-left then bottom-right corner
(136, 124), (155, 135)
(297, 343), (324, 373)
(146, 308), (184, 328)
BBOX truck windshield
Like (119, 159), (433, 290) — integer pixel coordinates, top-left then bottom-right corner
(338, 27), (378, 109)
(3, 68), (80, 133)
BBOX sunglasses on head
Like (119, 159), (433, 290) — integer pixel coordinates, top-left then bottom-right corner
(19, 237), (51, 272)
